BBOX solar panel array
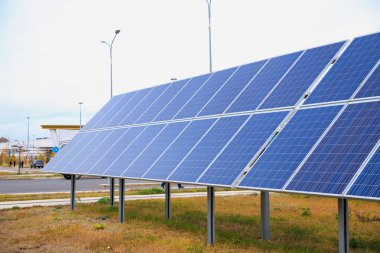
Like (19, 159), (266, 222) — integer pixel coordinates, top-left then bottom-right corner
(44, 32), (380, 201)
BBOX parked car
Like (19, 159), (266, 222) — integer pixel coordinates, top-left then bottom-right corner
(62, 174), (82, 180)
(31, 160), (44, 168)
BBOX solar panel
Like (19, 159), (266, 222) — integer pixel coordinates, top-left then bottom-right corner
(103, 89), (151, 128)
(118, 83), (170, 126)
(346, 146), (380, 199)
(305, 32), (380, 104)
(134, 79), (191, 124)
(87, 127), (145, 175)
(174, 67), (238, 120)
(226, 51), (302, 114)
(197, 60), (267, 116)
(239, 105), (342, 190)
(103, 124), (166, 177)
(354, 63), (380, 99)
(168, 115), (249, 183)
(198, 111), (289, 186)
(60, 130), (113, 173)
(286, 101), (380, 195)
(153, 74), (211, 122)
(74, 128), (129, 174)
(259, 41), (345, 109)
(83, 94), (123, 130)
(121, 121), (189, 178)
(142, 118), (216, 180)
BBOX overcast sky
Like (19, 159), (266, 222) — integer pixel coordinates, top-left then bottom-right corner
(1, 0), (379, 142)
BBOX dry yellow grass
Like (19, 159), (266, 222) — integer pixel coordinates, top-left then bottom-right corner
(0, 193), (379, 252)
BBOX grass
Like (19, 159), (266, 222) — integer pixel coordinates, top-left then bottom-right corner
(0, 193), (379, 252)
(0, 171), (62, 180)
(0, 187), (232, 202)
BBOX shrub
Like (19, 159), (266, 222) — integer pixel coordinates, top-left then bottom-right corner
(97, 197), (110, 205)
(300, 207), (311, 216)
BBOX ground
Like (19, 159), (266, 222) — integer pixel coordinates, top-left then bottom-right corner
(0, 193), (379, 253)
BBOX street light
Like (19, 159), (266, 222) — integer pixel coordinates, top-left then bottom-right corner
(26, 116), (30, 166)
(101, 30), (121, 99)
(205, 0), (212, 73)
(78, 102), (83, 129)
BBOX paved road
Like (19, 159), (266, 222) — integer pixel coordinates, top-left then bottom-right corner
(0, 178), (154, 194)
(0, 190), (257, 209)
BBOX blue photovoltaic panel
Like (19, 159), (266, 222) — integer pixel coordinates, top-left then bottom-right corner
(135, 79), (190, 124)
(83, 94), (124, 130)
(43, 133), (88, 172)
(355, 64), (380, 99)
(142, 118), (216, 180)
(239, 105), (342, 190)
(121, 121), (189, 178)
(199, 111), (288, 186)
(87, 127), (145, 175)
(168, 115), (249, 183)
(74, 128), (129, 174)
(119, 84), (170, 126)
(104, 88), (153, 127)
(60, 130), (112, 173)
(306, 33), (380, 104)
(347, 148), (380, 199)
(197, 60), (267, 116)
(154, 74), (211, 122)
(103, 124), (166, 177)
(260, 41), (345, 109)
(227, 52), (302, 114)
(174, 67), (237, 119)
(286, 101), (380, 195)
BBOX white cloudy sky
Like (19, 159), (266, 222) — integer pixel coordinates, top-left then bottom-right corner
(0, 0), (379, 141)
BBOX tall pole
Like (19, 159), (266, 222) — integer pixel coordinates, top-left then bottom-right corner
(101, 30), (121, 99)
(26, 116), (30, 166)
(205, 0), (212, 73)
(78, 102), (83, 129)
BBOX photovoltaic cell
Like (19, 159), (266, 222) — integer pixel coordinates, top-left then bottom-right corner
(154, 74), (211, 122)
(87, 127), (145, 175)
(103, 89), (149, 128)
(121, 121), (189, 178)
(135, 79), (190, 124)
(197, 60), (267, 116)
(103, 124), (166, 177)
(61, 131), (111, 173)
(119, 83), (170, 126)
(83, 94), (123, 130)
(239, 105), (342, 190)
(355, 64), (380, 99)
(306, 32), (380, 104)
(142, 119), (216, 180)
(168, 115), (249, 183)
(347, 147), (380, 199)
(260, 41), (345, 109)
(286, 101), (380, 195)
(227, 52), (302, 113)
(43, 133), (87, 172)
(74, 128), (129, 174)
(199, 111), (288, 186)
(174, 67), (237, 119)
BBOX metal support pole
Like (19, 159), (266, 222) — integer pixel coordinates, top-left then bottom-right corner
(110, 178), (115, 206)
(118, 178), (125, 223)
(338, 198), (349, 253)
(165, 183), (171, 219)
(70, 175), (76, 210)
(261, 191), (270, 240)
(207, 186), (215, 245)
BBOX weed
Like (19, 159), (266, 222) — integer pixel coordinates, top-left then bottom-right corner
(355, 212), (380, 222)
(93, 223), (106, 230)
(135, 188), (165, 195)
(53, 206), (63, 211)
(11, 206), (20, 210)
(300, 207), (311, 217)
(97, 197), (110, 205)
(186, 244), (204, 253)
(97, 215), (110, 220)
(53, 216), (62, 221)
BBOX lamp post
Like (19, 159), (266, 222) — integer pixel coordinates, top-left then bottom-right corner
(101, 30), (121, 99)
(26, 116), (30, 166)
(205, 0), (212, 73)
(78, 102), (83, 129)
